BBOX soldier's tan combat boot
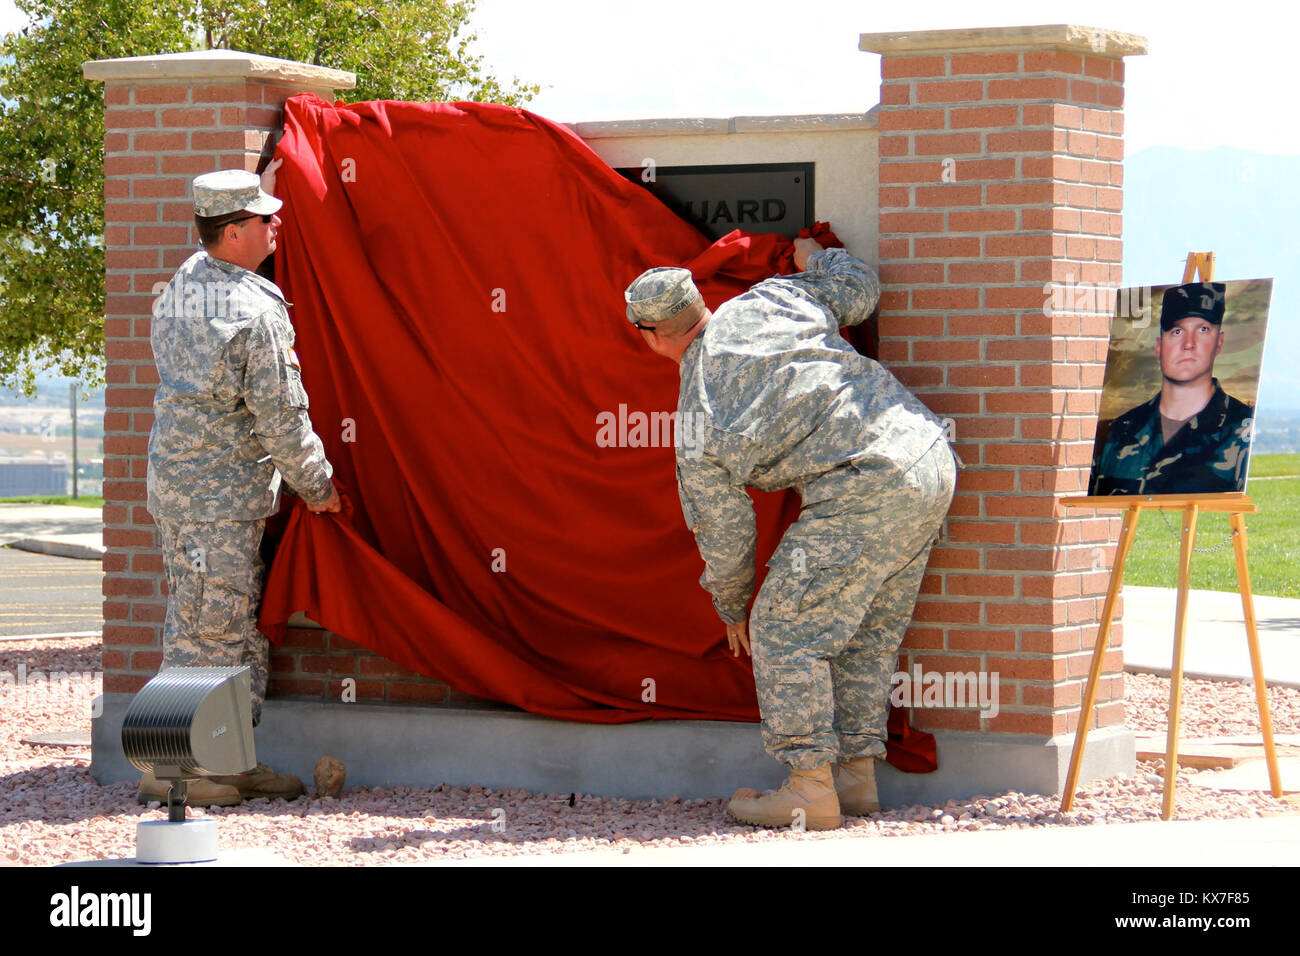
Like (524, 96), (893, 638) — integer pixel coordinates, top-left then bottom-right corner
(137, 769), (242, 807)
(727, 764), (842, 830)
(833, 757), (881, 816)
(209, 763), (305, 801)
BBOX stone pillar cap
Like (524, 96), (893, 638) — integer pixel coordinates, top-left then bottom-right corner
(860, 24), (1147, 57)
(83, 48), (356, 89)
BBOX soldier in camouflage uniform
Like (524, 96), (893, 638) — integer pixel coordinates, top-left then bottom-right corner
(142, 168), (340, 805)
(625, 238), (955, 829)
(1090, 282), (1253, 496)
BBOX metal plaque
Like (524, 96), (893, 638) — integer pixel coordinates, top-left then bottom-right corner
(617, 162), (814, 240)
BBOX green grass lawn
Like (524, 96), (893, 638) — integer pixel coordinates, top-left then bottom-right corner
(0, 494), (103, 508)
(1122, 455), (1299, 598)
(1247, 453), (1300, 477)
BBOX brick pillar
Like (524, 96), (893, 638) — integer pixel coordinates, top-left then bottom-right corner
(859, 27), (1147, 763)
(82, 51), (355, 696)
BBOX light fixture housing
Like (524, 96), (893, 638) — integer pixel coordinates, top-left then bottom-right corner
(121, 666), (257, 863)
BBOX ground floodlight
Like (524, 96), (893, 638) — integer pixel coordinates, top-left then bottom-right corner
(122, 666), (257, 863)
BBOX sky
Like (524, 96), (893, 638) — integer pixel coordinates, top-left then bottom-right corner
(462, 0), (1299, 157)
(0, 0), (1292, 156)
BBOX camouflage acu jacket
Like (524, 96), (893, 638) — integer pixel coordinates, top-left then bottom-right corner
(147, 251), (334, 521)
(675, 248), (947, 624)
(1089, 379), (1253, 496)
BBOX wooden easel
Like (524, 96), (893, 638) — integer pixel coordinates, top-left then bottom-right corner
(1060, 251), (1283, 819)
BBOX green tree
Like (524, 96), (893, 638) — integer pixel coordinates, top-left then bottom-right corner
(0, 0), (536, 394)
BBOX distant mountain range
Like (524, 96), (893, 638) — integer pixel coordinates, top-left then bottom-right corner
(1124, 146), (1298, 417)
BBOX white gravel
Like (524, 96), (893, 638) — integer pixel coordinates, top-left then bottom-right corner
(1, 639), (1295, 865)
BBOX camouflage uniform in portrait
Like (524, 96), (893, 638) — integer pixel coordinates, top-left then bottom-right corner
(149, 170), (335, 733)
(628, 246), (955, 827)
(1089, 380), (1252, 495)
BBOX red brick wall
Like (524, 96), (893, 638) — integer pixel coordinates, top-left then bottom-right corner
(272, 626), (487, 705)
(876, 47), (1129, 737)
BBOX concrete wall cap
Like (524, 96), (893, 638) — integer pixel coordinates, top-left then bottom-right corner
(859, 24), (1148, 57)
(571, 109), (878, 139)
(83, 48), (357, 89)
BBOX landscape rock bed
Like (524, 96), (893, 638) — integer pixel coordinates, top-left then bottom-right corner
(1, 639), (1294, 865)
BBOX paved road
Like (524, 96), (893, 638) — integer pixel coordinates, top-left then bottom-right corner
(0, 548), (102, 637)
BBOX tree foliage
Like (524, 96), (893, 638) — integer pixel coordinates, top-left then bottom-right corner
(0, 0), (536, 393)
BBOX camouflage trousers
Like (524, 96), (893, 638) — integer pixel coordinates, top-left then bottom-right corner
(156, 517), (268, 727)
(750, 439), (956, 770)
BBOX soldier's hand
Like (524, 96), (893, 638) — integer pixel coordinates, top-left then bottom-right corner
(792, 237), (824, 271)
(260, 157), (283, 196)
(307, 486), (342, 513)
(725, 619), (751, 657)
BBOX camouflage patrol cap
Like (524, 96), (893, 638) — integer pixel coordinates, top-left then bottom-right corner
(624, 267), (702, 325)
(192, 169), (283, 218)
(1160, 282), (1226, 331)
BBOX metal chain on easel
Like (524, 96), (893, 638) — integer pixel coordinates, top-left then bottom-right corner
(1157, 508), (1237, 554)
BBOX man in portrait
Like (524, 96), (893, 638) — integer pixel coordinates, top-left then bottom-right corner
(1090, 282), (1253, 496)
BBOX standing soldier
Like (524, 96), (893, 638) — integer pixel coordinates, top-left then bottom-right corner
(142, 167), (340, 806)
(624, 238), (955, 829)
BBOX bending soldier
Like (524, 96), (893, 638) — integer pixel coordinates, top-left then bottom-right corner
(625, 237), (955, 829)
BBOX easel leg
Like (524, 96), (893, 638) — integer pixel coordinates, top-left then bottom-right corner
(1231, 512), (1283, 797)
(1062, 504), (1142, 812)
(1162, 502), (1200, 820)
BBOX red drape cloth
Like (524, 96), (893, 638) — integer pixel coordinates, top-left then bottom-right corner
(260, 94), (936, 770)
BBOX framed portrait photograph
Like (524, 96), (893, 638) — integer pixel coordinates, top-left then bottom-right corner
(1088, 278), (1273, 496)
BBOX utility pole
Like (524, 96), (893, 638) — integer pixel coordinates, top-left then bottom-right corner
(70, 382), (78, 499)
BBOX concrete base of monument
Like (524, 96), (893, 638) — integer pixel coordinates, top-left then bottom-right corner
(92, 694), (1135, 805)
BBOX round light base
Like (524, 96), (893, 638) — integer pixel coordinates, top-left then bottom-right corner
(135, 819), (218, 864)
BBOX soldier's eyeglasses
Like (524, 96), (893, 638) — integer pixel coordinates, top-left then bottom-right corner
(632, 322), (658, 332)
(228, 213), (273, 226)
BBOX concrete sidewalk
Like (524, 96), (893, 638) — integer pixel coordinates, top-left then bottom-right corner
(0, 502), (103, 560)
(1123, 585), (1300, 688)
(448, 814), (1300, 866)
(71, 812), (1300, 867)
